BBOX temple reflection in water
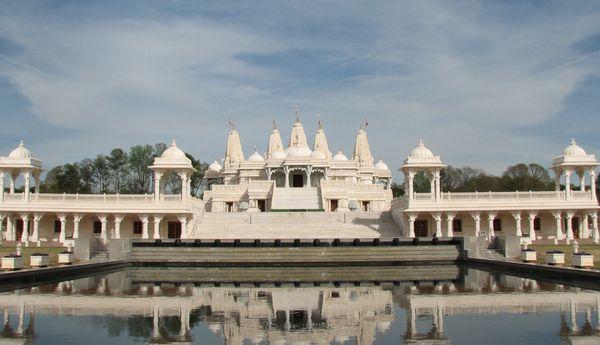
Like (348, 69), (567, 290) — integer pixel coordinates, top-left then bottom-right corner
(0, 267), (598, 344)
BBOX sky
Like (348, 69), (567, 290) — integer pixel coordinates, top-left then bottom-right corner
(0, 0), (599, 181)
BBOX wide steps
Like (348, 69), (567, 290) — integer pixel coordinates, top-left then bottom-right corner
(130, 245), (461, 264)
(271, 187), (321, 210)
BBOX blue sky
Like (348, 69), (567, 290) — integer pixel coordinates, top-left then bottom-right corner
(0, 1), (599, 180)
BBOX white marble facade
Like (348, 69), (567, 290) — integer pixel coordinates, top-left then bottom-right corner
(0, 113), (598, 242)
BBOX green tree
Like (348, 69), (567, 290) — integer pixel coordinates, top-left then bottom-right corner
(413, 171), (431, 193)
(127, 145), (155, 194)
(390, 182), (405, 198)
(88, 155), (111, 193)
(107, 148), (129, 193)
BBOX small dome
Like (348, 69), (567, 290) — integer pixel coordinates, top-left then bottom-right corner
(8, 140), (32, 160)
(374, 159), (389, 170)
(563, 138), (587, 157)
(332, 150), (348, 161)
(208, 160), (222, 172)
(310, 150), (327, 159)
(410, 139), (434, 159)
(271, 150), (286, 160)
(285, 145), (312, 158)
(248, 150), (265, 161)
(161, 139), (188, 160)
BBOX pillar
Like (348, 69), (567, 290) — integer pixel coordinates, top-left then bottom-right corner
(153, 172), (163, 203)
(58, 214), (67, 243)
(9, 172), (16, 194)
(16, 302), (24, 335)
(591, 170), (597, 200)
(32, 213), (42, 242)
(407, 214), (416, 238)
(570, 300), (578, 334)
(429, 172), (435, 201)
(407, 171), (415, 200)
(23, 171), (31, 202)
(152, 306), (160, 339)
(471, 212), (481, 237)
(565, 170), (572, 200)
(284, 167), (289, 188)
(436, 304), (444, 335)
(435, 171), (441, 202)
(140, 215), (149, 239)
(591, 213), (599, 244)
(72, 214), (82, 239)
(446, 213), (455, 237)
(487, 212), (497, 240)
(34, 173), (40, 198)
(553, 211), (563, 241)
(113, 215), (123, 239)
(511, 212), (522, 237)
(432, 212), (442, 237)
(0, 171), (4, 202)
(99, 215), (108, 242)
(409, 306), (417, 337)
(6, 215), (14, 241)
(554, 169), (561, 192)
(307, 167), (312, 188)
(179, 172), (188, 201)
(577, 169), (586, 192)
(20, 214), (29, 242)
(152, 215), (162, 239)
(582, 214), (590, 239)
(179, 215), (187, 239)
(566, 211), (574, 240)
(528, 212), (537, 241)
(285, 310), (291, 331)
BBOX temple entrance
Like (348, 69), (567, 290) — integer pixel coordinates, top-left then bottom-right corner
(415, 219), (428, 237)
(330, 199), (338, 212)
(168, 222), (182, 239)
(572, 217), (580, 238)
(257, 199), (266, 212)
(15, 219), (24, 241)
(292, 174), (304, 188)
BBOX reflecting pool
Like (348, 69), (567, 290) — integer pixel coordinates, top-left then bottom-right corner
(0, 265), (598, 344)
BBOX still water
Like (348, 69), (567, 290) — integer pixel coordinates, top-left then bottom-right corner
(0, 265), (598, 345)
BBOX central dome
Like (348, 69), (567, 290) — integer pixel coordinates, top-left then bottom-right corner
(410, 139), (434, 159)
(248, 150), (265, 161)
(8, 141), (32, 160)
(563, 138), (587, 157)
(332, 150), (348, 161)
(161, 140), (188, 160)
(285, 145), (312, 158)
(208, 160), (222, 172)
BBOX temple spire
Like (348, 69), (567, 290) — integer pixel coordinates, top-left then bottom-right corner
(313, 117), (331, 158)
(224, 121), (244, 168)
(353, 123), (373, 166)
(288, 106), (309, 149)
(267, 119), (284, 158)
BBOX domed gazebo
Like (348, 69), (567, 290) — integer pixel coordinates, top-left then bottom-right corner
(552, 138), (599, 200)
(149, 140), (196, 202)
(0, 141), (43, 202)
(401, 139), (446, 202)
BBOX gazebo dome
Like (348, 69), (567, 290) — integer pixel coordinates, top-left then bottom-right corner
(374, 159), (389, 170)
(248, 150), (265, 162)
(208, 160), (222, 172)
(161, 140), (188, 161)
(8, 141), (32, 160)
(409, 139), (434, 159)
(563, 138), (587, 157)
(285, 145), (312, 158)
(310, 150), (327, 159)
(332, 150), (348, 161)
(271, 150), (286, 160)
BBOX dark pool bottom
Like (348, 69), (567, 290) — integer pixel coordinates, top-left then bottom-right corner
(0, 265), (597, 345)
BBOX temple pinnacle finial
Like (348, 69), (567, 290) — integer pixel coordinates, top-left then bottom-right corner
(272, 117), (277, 130)
(170, 139), (177, 147)
(293, 105), (300, 123)
(571, 138), (576, 145)
(228, 119), (236, 131)
(418, 138), (424, 146)
(317, 114), (322, 130)
(19, 140), (24, 147)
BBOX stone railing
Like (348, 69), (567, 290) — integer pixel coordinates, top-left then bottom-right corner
(403, 190), (595, 207)
(321, 181), (385, 193)
(1, 192), (201, 207)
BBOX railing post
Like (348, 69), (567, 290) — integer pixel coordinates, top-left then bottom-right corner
(475, 191), (478, 200)
(76, 193), (79, 201)
(103, 193), (106, 203)
(529, 190), (532, 199)
(489, 191), (492, 199)
(62, 193), (66, 202)
(516, 190), (519, 199)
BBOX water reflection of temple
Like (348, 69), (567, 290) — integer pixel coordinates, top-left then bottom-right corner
(0, 269), (599, 344)
(0, 272), (394, 345)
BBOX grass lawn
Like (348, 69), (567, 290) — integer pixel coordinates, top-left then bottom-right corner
(0, 246), (67, 270)
(530, 244), (600, 269)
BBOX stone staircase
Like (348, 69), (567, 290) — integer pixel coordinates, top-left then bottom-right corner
(90, 239), (109, 261)
(270, 187), (322, 210)
(483, 242), (505, 260)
